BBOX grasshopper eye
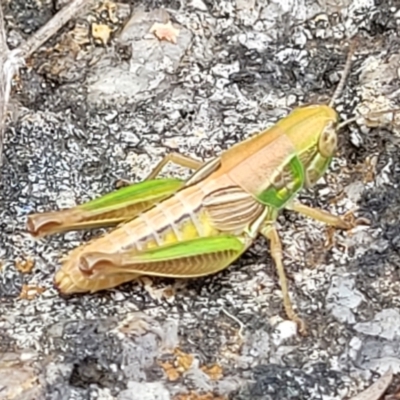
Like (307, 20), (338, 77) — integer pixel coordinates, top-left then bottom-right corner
(318, 122), (337, 158)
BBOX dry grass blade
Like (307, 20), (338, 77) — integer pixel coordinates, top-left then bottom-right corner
(0, 2), (9, 165)
(329, 38), (358, 108)
(0, 0), (94, 166)
(17, 0), (92, 60)
(349, 369), (393, 400)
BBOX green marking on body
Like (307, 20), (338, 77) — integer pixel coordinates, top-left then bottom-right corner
(257, 155), (305, 208)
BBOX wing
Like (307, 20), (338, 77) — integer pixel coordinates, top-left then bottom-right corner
(202, 186), (265, 233)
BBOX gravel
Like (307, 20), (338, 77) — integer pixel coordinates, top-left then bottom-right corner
(1, 0), (400, 399)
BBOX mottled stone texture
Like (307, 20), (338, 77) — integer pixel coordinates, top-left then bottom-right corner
(1, 0), (400, 399)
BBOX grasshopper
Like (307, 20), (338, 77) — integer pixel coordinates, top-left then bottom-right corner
(27, 42), (365, 334)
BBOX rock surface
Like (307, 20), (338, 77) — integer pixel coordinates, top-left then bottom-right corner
(1, 0), (400, 399)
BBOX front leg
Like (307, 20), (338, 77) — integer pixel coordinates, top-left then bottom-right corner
(286, 201), (369, 230)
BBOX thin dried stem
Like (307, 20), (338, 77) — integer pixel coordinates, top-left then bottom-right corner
(329, 38), (358, 108)
(17, 0), (93, 60)
(0, 0), (95, 165)
(349, 368), (392, 400)
(0, 1), (9, 164)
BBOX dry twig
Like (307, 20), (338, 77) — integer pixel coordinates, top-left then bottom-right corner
(349, 369), (393, 400)
(0, 0), (94, 165)
(0, 2), (9, 165)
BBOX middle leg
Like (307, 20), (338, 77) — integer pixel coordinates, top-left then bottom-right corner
(144, 152), (204, 181)
(261, 223), (307, 335)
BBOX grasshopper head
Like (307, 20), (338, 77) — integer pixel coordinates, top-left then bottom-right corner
(283, 41), (355, 189)
(279, 104), (339, 188)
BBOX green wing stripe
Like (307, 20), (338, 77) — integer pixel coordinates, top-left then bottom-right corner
(81, 178), (184, 212)
(131, 235), (244, 261)
(80, 235), (247, 278)
(27, 178), (183, 237)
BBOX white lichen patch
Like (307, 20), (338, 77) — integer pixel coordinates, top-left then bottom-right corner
(355, 53), (400, 134)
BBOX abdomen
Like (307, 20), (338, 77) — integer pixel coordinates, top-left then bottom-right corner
(54, 177), (230, 293)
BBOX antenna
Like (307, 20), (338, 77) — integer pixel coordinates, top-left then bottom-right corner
(338, 107), (400, 131)
(329, 39), (358, 108)
(333, 38), (399, 132)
